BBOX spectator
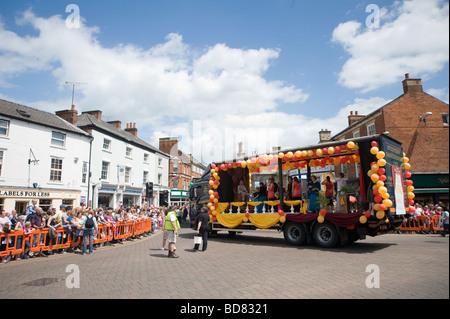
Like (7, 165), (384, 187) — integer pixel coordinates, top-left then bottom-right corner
(80, 209), (98, 255)
(193, 207), (209, 252)
(439, 207), (449, 237)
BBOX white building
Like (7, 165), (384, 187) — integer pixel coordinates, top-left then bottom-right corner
(0, 99), (93, 214)
(56, 108), (170, 209)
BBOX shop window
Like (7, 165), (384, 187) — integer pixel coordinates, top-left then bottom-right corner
(39, 199), (52, 212)
(62, 199), (73, 210)
(51, 131), (66, 147)
(0, 198), (4, 212)
(50, 157), (63, 182)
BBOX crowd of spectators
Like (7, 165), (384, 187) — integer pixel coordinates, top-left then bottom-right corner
(0, 203), (189, 263)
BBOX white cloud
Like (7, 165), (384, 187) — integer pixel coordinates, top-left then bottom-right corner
(332, 0), (449, 92)
(0, 9), (391, 165)
(149, 97), (389, 164)
(0, 9), (308, 122)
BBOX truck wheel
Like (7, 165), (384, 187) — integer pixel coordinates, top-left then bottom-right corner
(312, 221), (338, 248)
(283, 222), (307, 246)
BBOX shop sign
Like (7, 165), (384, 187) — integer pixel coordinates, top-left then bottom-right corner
(0, 190), (51, 197)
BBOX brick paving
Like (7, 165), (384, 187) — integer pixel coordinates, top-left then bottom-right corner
(0, 226), (448, 300)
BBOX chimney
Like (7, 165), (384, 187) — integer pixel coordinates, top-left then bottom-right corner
(318, 129), (331, 144)
(402, 73), (423, 95)
(82, 110), (102, 121)
(124, 122), (138, 137)
(348, 111), (365, 126)
(107, 120), (121, 130)
(55, 105), (78, 125)
(159, 137), (179, 155)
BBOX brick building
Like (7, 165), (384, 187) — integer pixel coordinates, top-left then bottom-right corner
(331, 74), (449, 204)
(159, 137), (206, 206)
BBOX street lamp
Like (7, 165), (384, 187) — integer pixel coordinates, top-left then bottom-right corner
(419, 112), (432, 123)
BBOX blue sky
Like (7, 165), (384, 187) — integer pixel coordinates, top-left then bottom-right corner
(0, 0), (448, 163)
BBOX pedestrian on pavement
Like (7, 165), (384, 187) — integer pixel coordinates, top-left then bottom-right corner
(80, 209), (98, 255)
(439, 206), (449, 237)
(193, 207), (210, 252)
(164, 206), (180, 258)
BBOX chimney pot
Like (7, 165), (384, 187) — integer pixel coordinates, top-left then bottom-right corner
(405, 73), (409, 79)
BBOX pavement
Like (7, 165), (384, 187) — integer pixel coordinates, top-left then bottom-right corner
(0, 225), (448, 303)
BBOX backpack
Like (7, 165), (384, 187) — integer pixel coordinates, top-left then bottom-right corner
(85, 216), (95, 229)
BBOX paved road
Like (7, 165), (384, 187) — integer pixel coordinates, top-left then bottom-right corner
(1, 226), (448, 302)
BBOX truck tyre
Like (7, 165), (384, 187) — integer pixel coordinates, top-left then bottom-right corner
(312, 221), (339, 248)
(283, 222), (307, 246)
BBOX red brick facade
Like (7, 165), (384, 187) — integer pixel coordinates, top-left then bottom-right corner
(332, 74), (449, 201)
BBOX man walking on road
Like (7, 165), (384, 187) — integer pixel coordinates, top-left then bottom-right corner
(164, 206), (180, 258)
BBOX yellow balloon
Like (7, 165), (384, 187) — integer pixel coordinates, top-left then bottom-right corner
(383, 199), (393, 207)
(408, 192), (415, 199)
(407, 185), (415, 192)
(359, 215), (367, 224)
(377, 180), (385, 188)
(382, 192), (390, 199)
(280, 215), (286, 223)
(403, 157), (409, 163)
(347, 141), (355, 149)
(374, 203), (381, 211)
(317, 215), (325, 223)
(370, 147), (379, 155)
(307, 150), (314, 157)
(328, 147), (335, 155)
(295, 150), (302, 158)
(376, 151), (385, 159)
(278, 152), (284, 159)
(371, 164), (379, 172)
(378, 186), (388, 194)
(376, 210), (385, 219)
(404, 163), (411, 170)
(316, 148), (323, 157)
(287, 151), (293, 158)
(377, 159), (387, 167)
(301, 150), (308, 158)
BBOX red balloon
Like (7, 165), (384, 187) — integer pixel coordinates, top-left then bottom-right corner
(379, 175), (387, 182)
(405, 171), (412, 178)
(211, 164), (216, 169)
(371, 141), (378, 147)
(406, 180), (413, 186)
(373, 188), (380, 196)
(319, 209), (327, 216)
(379, 204), (387, 211)
(364, 211), (371, 218)
(334, 146), (341, 154)
(374, 195), (382, 203)
(245, 212), (250, 218)
(278, 210), (284, 216)
(377, 168), (385, 175)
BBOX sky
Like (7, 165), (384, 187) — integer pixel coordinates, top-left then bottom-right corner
(0, 0), (448, 164)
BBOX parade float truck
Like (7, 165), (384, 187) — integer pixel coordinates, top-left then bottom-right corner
(189, 133), (415, 248)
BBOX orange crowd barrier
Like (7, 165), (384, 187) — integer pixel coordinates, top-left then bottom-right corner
(399, 215), (444, 233)
(1, 218), (154, 261)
